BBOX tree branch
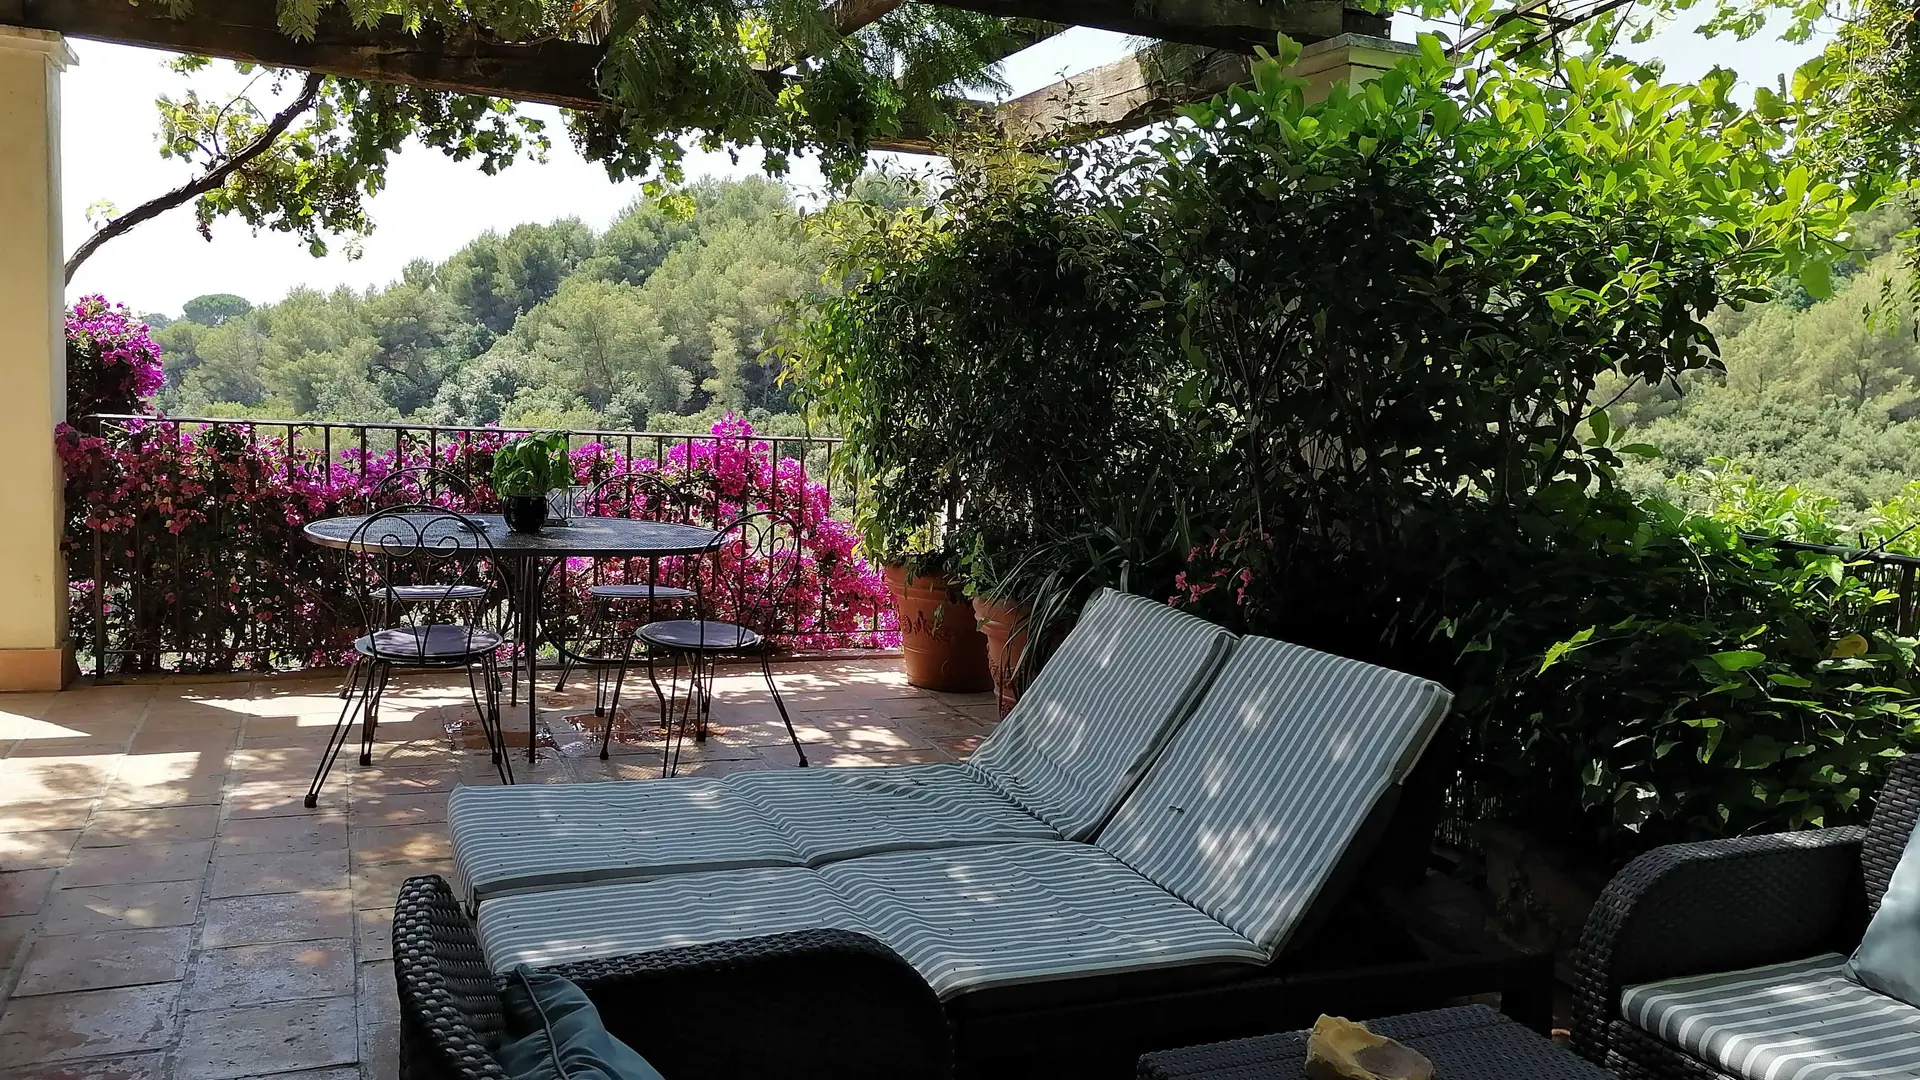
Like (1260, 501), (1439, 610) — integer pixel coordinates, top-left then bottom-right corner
(65, 71), (325, 283)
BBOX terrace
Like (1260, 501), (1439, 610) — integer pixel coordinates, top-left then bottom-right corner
(0, 661), (996, 1077)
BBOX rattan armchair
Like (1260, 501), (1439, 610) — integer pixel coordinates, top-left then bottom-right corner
(392, 875), (953, 1080)
(1570, 754), (1920, 1079)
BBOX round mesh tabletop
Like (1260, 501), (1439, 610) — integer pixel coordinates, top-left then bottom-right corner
(303, 513), (720, 557)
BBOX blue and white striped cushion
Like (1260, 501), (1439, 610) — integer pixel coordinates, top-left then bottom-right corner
(822, 842), (1266, 999)
(731, 764), (1059, 864)
(1622, 953), (1920, 1080)
(1096, 637), (1452, 954)
(447, 779), (799, 904)
(968, 590), (1235, 840)
(479, 866), (849, 971)
(477, 842), (1266, 1000)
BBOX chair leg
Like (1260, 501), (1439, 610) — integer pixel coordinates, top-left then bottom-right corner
(338, 656), (361, 700)
(645, 649), (668, 730)
(360, 662), (391, 768)
(483, 654), (513, 786)
(695, 653), (713, 743)
(601, 657), (631, 761)
(305, 665), (369, 808)
(463, 663), (499, 767)
(762, 652), (807, 768)
(663, 651), (690, 779)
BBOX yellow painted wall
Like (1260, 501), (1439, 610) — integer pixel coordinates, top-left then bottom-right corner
(0, 29), (74, 690)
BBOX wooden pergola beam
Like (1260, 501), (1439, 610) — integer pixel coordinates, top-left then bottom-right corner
(929, 1), (1387, 52)
(998, 48), (1253, 141)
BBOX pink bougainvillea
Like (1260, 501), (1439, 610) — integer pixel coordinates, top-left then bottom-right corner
(60, 302), (895, 673)
(66, 296), (164, 418)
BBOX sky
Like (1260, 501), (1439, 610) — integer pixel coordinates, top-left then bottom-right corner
(58, 15), (1826, 318)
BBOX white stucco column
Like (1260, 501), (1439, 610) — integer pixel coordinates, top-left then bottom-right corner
(1292, 34), (1420, 102)
(0, 28), (76, 691)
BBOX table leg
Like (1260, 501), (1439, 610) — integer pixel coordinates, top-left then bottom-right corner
(522, 556), (542, 764)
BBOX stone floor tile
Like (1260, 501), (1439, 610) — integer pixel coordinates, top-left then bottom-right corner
(201, 890), (353, 950)
(62, 842), (213, 889)
(0, 870), (58, 918)
(347, 824), (450, 867)
(186, 939), (354, 1010)
(0, 757), (120, 804)
(0, 1052), (168, 1079)
(173, 998), (356, 1080)
(758, 744), (952, 769)
(96, 776), (224, 812)
(13, 928), (192, 997)
(124, 729), (238, 756)
(0, 831), (81, 871)
(0, 983), (179, 1067)
(345, 765), (462, 797)
(0, 913), (35, 971)
(898, 709), (998, 740)
(5, 739), (132, 759)
(100, 754), (219, 793)
(208, 849), (349, 898)
(79, 806), (220, 848)
(350, 860), (452, 910)
(221, 780), (320, 819)
(353, 907), (393, 963)
(213, 813), (347, 857)
(345, 791), (446, 829)
(38, 881), (200, 936)
(932, 734), (985, 760)
(0, 801), (96, 833)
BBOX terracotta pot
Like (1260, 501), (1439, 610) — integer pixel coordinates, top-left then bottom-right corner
(973, 594), (1032, 715)
(884, 563), (991, 693)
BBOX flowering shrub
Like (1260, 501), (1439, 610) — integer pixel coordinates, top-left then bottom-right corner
(66, 296), (164, 418)
(60, 305), (893, 673)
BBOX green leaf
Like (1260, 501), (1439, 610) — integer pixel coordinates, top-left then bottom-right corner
(1709, 650), (1767, 672)
(1800, 260), (1832, 300)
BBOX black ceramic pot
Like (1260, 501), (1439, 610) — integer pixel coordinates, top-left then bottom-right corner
(501, 494), (548, 534)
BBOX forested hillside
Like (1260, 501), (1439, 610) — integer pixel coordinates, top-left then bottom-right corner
(144, 177), (909, 434)
(1609, 201), (1920, 510)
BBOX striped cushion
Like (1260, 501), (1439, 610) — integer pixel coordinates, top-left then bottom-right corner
(822, 842), (1265, 999)
(1622, 953), (1920, 1080)
(968, 590), (1234, 839)
(1096, 637), (1452, 954)
(447, 779), (798, 904)
(730, 764), (1059, 865)
(480, 866), (849, 971)
(477, 842), (1265, 1001)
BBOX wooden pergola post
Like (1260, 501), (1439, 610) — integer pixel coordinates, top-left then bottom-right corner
(0, 26), (75, 691)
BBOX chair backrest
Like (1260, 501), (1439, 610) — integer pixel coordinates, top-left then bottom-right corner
(1865, 754), (1920, 914)
(1095, 636), (1452, 955)
(966, 589), (1235, 840)
(582, 470), (706, 526)
(343, 505), (506, 662)
(393, 875), (510, 1080)
(697, 508), (811, 644)
(365, 465), (476, 512)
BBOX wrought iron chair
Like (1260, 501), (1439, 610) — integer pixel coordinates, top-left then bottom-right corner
(640, 508), (811, 776)
(307, 505), (512, 808)
(549, 471), (705, 759)
(339, 465), (488, 701)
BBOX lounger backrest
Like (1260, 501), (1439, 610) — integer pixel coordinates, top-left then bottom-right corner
(967, 589), (1235, 840)
(1095, 636), (1452, 955)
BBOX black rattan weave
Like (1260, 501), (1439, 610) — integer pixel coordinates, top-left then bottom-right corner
(1571, 755), (1920, 1077)
(392, 875), (952, 1080)
(1136, 1004), (1611, 1080)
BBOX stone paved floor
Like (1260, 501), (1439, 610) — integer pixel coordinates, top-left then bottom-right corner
(0, 658), (997, 1079)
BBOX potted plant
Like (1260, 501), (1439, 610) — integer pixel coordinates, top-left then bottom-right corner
(491, 431), (572, 533)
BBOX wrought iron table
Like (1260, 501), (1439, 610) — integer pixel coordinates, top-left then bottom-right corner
(304, 512), (721, 764)
(1136, 1005), (1608, 1080)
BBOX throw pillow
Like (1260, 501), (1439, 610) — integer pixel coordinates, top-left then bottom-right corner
(1847, 814), (1920, 1007)
(498, 965), (667, 1080)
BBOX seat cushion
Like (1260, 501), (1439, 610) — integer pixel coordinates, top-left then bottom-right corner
(967, 589), (1234, 840)
(730, 764), (1059, 864)
(1623, 953), (1920, 1080)
(448, 779), (799, 904)
(499, 966), (667, 1080)
(449, 764), (1058, 903)
(639, 619), (761, 651)
(384, 584), (487, 604)
(1096, 637), (1452, 954)
(357, 625), (503, 662)
(478, 843), (1265, 1003)
(480, 866), (851, 971)
(587, 583), (695, 601)
(822, 842), (1265, 1000)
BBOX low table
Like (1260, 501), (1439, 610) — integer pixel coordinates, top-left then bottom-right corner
(1137, 1005), (1611, 1080)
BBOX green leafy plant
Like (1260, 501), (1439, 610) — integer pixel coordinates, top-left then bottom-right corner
(490, 431), (571, 498)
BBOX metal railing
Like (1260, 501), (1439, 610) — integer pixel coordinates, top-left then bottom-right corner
(1742, 533), (1920, 635)
(72, 413), (894, 678)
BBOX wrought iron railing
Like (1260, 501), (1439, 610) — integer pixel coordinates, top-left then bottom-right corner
(1741, 534), (1920, 635)
(70, 413), (895, 678)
